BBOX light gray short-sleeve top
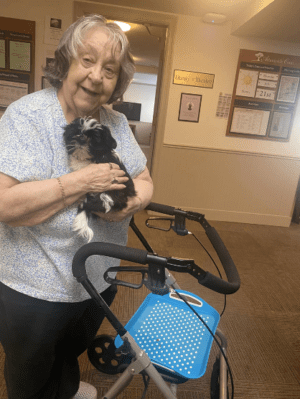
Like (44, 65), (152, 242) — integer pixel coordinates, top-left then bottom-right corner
(0, 88), (146, 302)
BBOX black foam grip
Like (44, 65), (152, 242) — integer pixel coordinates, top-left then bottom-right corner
(146, 202), (175, 215)
(72, 242), (148, 279)
(204, 226), (240, 294)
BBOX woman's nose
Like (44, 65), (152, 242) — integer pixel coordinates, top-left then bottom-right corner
(88, 65), (103, 84)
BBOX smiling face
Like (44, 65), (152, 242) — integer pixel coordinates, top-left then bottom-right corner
(58, 27), (121, 122)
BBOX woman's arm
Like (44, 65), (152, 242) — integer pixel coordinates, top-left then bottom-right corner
(94, 167), (154, 222)
(0, 163), (128, 227)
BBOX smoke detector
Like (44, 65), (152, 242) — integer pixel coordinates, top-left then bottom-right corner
(203, 13), (227, 24)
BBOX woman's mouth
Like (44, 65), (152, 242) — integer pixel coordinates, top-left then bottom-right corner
(81, 87), (99, 97)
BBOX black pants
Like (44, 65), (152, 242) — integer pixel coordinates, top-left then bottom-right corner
(0, 282), (117, 399)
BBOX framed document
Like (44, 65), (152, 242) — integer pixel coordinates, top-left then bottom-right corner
(41, 76), (52, 89)
(0, 80), (28, 107)
(9, 41), (31, 72)
(269, 112), (292, 139)
(230, 107), (270, 136)
(0, 17), (35, 98)
(178, 93), (202, 122)
(277, 75), (299, 103)
(236, 69), (259, 97)
(0, 40), (5, 69)
(227, 49), (300, 141)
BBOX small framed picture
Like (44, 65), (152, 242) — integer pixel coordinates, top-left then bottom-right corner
(178, 93), (202, 122)
(41, 76), (52, 89)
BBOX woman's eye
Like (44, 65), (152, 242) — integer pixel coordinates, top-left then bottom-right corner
(105, 67), (117, 77)
(82, 57), (94, 65)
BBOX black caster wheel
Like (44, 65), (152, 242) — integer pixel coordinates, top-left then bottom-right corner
(87, 334), (128, 375)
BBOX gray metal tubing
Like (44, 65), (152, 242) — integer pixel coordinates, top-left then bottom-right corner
(102, 332), (177, 399)
(144, 362), (177, 399)
(102, 368), (134, 399)
(216, 329), (228, 399)
(165, 269), (180, 289)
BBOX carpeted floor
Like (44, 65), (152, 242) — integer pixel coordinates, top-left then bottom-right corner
(1, 210), (300, 398)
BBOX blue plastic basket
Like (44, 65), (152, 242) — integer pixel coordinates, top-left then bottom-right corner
(115, 290), (220, 380)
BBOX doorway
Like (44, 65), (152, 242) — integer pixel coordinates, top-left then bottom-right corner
(116, 21), (167, 172)
(74, 2), (169, 174)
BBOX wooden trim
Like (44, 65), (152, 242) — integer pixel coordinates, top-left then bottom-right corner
(162, 143), (300, 161)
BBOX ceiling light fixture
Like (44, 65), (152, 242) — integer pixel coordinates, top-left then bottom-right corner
(114, 21), (131, 32)
(203, 13), (227, 24)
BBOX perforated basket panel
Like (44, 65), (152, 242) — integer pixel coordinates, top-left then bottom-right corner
(115, 290), (220, 379)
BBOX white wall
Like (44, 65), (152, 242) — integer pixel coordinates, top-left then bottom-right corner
(164, 17), (300, 159)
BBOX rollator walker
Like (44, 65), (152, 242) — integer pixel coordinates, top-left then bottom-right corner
(72, 202), (241, 399)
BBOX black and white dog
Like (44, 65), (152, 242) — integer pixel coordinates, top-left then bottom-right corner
(63, 117), (136, 241)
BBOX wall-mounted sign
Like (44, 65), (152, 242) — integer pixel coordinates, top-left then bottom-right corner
(216, 93), (232, 119)
(44, 16), (63, 46)
(173, 70), (214, 88)
(226, 49), (300, 142)
(178, 93), (202, 122)
(0, 17), (35, 111)
(9, 41), (31, 72)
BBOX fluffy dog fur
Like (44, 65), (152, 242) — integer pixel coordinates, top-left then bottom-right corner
(63, 117), (136, 241)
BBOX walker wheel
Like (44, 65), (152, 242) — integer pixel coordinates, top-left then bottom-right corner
(87, 334), (127, 375)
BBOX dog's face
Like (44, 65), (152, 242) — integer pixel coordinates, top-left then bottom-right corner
(63, 117), (117, 157)
(86, 124), (117, 156)
(63, 118), (89, 155)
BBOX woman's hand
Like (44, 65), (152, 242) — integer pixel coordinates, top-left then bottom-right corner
(94, 167), (153, 223)
(78, 162), (129, 193)
(95, 195), (142, 222)
(0, 162), (129, 227)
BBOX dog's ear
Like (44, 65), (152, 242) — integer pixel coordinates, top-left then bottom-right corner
(64, 117), (87, 148)
(63, 119), (78, 144)
(101, 125), (117, 149)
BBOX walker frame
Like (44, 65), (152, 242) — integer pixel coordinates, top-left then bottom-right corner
(72, 202), (240, 399)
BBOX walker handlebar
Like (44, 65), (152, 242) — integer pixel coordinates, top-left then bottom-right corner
(146, 202), (240, 294)
(198, 226), (240, 293)
(72, 203), (240, 294)
(72, 242), (148, 281)
(145, 202), (176, 215)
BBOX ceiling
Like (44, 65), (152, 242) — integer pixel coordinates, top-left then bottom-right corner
(104, 0), (300, 76)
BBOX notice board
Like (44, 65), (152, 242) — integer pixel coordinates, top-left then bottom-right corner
(0, 17), (35, 118)
(226, 49), (300, 142)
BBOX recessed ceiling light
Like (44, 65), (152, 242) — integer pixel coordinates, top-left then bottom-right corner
(114, 21), (131, 32)
(203, 13), (227, 24)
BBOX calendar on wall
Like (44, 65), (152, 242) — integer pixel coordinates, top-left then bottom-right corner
(226, 49), (300, 142)
(0, 17), (35, 116)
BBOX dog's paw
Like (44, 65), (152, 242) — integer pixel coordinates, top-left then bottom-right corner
(100, 193), (114, 213)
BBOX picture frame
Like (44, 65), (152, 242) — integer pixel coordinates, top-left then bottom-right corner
(41, 76), (52, 89)
(178, 93), (202, 123)
(276, 75), (299, 103)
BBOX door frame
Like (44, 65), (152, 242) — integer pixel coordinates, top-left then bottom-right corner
(74, 1), (177, 175)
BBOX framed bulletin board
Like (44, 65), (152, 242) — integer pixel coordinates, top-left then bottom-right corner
(226, 49), (300, 142)
(0, 17), (35, 114)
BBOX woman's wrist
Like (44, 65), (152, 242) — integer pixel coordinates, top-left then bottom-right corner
(136, 195), (143, 211)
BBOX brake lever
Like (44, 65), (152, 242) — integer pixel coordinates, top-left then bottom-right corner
(145, 217), (174, 232)
(104, 266), (148, 289)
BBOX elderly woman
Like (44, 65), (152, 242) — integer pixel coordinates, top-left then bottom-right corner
(0, 14), (153, 399)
